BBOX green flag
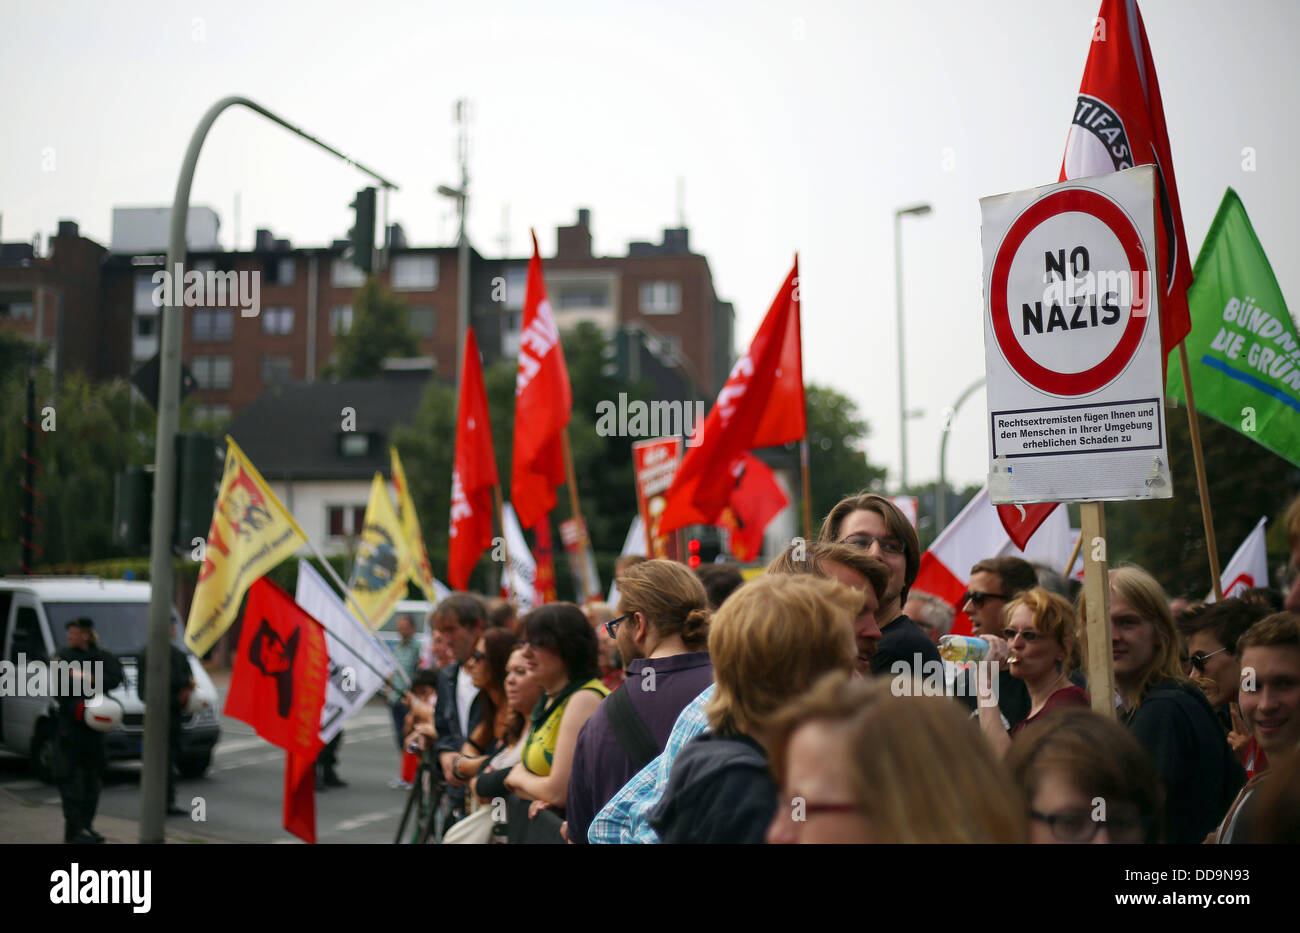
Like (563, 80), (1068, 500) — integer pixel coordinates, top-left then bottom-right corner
(1168, 188), (1300, 467)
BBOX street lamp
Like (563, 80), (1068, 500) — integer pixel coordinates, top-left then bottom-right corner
(894, 202), (932, 492)
(936, 376), (985, 533)
(439, 99), (472, 385)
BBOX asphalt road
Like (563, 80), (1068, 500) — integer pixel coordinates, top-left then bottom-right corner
(0, 692), (415, 844)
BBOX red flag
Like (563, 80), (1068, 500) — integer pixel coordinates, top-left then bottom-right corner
(225, 577), (328, 843)
(1061, 0), (1192, 358)
(533, 514), (559, 604)
(449, 328), (500, 590)
(511, 232), (572, 531)
(719, 454), (789, 562)
(660, 258), (804, 533)
(996, 501), (1060, 552)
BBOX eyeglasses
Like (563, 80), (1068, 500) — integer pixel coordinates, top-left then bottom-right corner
(841, 533), (905, 555)
(469, 650), (485, 662)
(1190, 647), (1228, 673)
(963, 590), (1010, 608)
(605, 614), (629, 639)
(1029, 807), (1147, 843)
(1003, 628), (1041, 642)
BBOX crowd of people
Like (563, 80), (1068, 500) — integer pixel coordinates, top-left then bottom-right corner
(388, 489), (1300, 844)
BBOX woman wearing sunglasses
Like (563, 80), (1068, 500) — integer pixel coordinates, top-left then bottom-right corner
(978, 587), (1088, 758)
(445, 628), (518, 783)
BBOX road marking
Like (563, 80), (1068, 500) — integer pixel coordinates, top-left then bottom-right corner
(329, 809), (401, 833)
(3, 780), (43, 791)
(212, 724), (392, 765)
(214, 751), (283, 772)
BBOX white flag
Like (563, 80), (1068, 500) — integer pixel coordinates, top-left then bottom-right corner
(608, 515), (648, 606)
(296, 560), (396, 744)
(501, 503), (537, 613)
(1208, 517), (1269, 602)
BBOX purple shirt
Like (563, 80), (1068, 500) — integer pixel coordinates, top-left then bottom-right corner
(564, 651), (714, 844)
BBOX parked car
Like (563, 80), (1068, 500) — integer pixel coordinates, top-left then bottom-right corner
(0, 577), (221, 782)
(375, 600), (435, 672)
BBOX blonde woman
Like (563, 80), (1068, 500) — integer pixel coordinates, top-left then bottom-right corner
(1078, 564), (1245, 843)
(647, 574), (860, 844)
(767, 673), (1026, 843)
(978, 587), (1088, 758)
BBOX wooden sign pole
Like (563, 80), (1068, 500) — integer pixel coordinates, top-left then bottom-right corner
(561, 429), (597, 602)
(1079, 501), (1115, 720)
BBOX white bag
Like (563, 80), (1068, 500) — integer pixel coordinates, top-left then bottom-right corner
(441, 805), (494, 845)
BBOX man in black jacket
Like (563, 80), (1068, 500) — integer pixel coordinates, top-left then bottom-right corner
(52, 618), (124, 844)
(432, 594), (486, 808)
(137, 623), (195, 816)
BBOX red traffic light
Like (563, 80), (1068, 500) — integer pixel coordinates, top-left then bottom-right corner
(687, 538), (701, 569)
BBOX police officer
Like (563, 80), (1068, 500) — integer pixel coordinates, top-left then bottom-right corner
(137, 622), (195, 817)
(52, 618), (124, 844)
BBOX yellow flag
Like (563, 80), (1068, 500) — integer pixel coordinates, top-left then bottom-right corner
(185, 436), (307, 657)
(347, 473), (411, 630)
(390, 446), (437, 604)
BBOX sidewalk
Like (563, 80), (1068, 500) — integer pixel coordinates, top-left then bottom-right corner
(0, 785), (229, 845)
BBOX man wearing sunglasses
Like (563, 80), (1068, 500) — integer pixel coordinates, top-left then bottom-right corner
(1176, 598), (1271, 774)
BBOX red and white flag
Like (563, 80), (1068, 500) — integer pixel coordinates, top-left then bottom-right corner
(1061, 0), (1193, 358)
(449, 328), (499, 590)
(1208, 517), (1269, 602)
(912, 487), (1072, 637)
(511, 232), (572, 532)
(660, 258), (804, 533)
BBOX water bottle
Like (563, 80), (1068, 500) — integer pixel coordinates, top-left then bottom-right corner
(938, 634), (990, 664)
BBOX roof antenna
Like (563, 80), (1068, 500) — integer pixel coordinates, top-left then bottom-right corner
(676, 175), (685, 228)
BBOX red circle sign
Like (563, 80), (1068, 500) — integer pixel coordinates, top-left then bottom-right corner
(990, 187), (1150, 396)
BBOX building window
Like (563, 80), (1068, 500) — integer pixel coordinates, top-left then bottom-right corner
(327, 504), (368, 538)
(194, 403), (232, 424)
(407, 306), (435, 338)
(504, 266), (527, 311)
(261, 355), (293, 385)
(136, 315), (157, 337)
(340, 433), (370, 457)
(556, 285), (609, 309)
(391, 255), (438, 290)
(330, 306), (353, 336)
(277, 257), (296, 286)
(262, 306), (294, 335)
(192, 355), (232, 389)
(331, 258), (366, 288)
(193, 308), (233, 342)
(640, 281), (681, 314)
(4, 301), (34, 321)
(135, 272), (159, 312)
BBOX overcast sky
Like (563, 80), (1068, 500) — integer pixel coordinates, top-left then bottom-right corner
(2, 0), (1296, 492)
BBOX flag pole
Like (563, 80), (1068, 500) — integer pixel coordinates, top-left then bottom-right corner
(799, 438), (813, 541)
(561, 428), (596, 602)
(1177, 342), (1224, 599)
(493, 483), (513, 601)
(303, 537), (413, 690)
(1064, 530), (1083, 579)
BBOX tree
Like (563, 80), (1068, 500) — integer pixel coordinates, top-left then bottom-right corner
(324, 277), (418, 379)
(799, 383), (888, 527)
(0, 336), (156, 570)
(1102, 400), (1300, 598)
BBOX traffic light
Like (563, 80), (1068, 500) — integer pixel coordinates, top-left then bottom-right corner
(687, 538), (701, 569)
(111, 433), (218, 553)
(347, 186), (376, 273)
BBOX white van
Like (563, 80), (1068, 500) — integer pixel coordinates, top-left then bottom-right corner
(0, 577), (221, 782)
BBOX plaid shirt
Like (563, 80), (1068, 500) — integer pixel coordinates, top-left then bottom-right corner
(586, 683), (715, 844)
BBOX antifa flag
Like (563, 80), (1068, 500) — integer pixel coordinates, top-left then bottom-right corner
(660, 258), (804, 534)
(511, 232), (573, 532)
(225, 578), (329, 844)
(449, 328), (500, 590)
(1062, 0), (1193, 359)
(999, 0), (1193, 548)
